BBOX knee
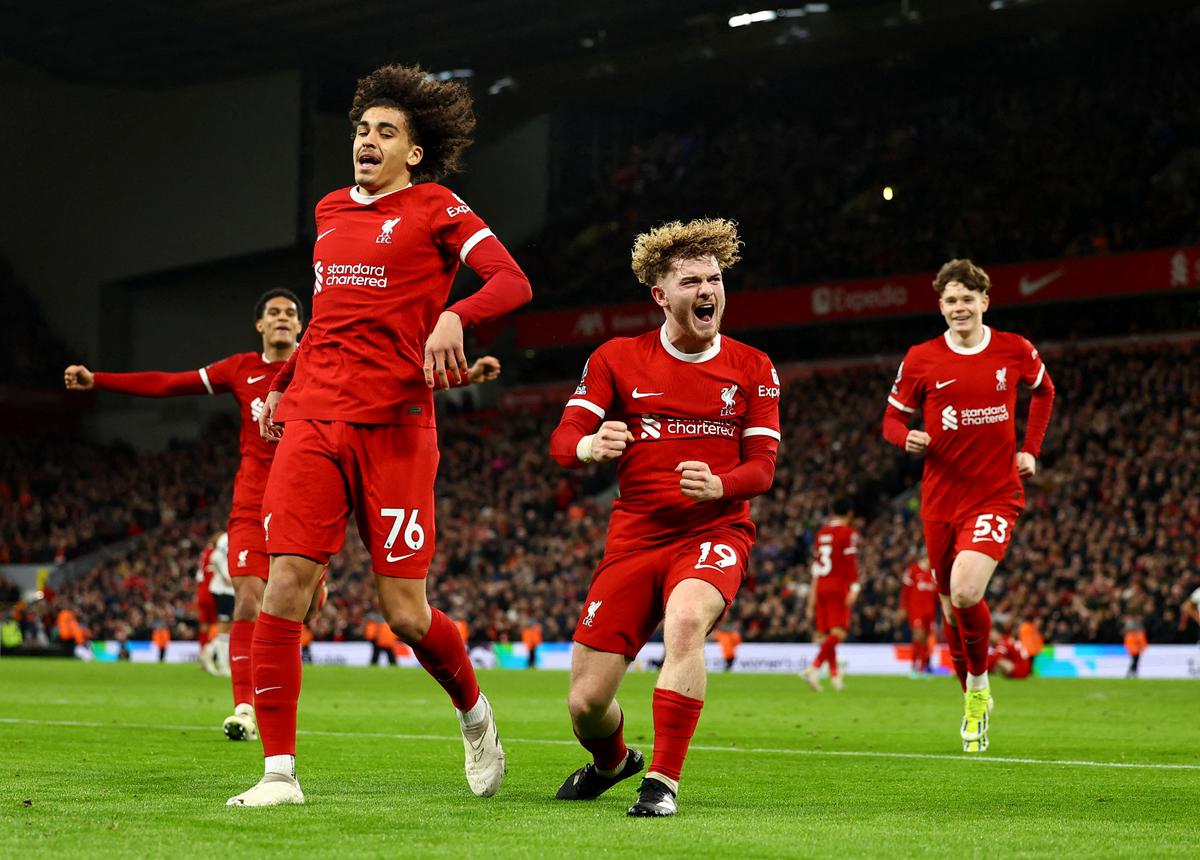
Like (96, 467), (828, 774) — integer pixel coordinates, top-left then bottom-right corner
(385, 606), (432, 644)
(663, 606), (710, 653)
(950, 583), (985, 608)
(567, 684), (611, 723)
(233, 591), (262, 622)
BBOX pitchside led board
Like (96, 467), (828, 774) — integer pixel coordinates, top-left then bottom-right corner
(73, 640), (1200, 680)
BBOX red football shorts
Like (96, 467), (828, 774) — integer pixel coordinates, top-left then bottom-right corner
(196, 588), (216, 625)
(923, 502), (1021, 596)
(262, 419), (438, 577)
(227, 515), (269, 581)
(814, 595), (851, 634)
(573, 527), (751, 660)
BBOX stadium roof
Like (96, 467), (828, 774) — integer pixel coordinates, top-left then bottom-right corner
(3, 0), (1162, 92)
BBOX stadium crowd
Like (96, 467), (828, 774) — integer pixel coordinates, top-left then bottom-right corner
(519, 9), (1200, 310)
(5, 337), (1198, 649)
(0, 417), (238, 565)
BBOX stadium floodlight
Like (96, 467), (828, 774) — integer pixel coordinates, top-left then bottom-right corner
(729, 10), (778, 28)
(432, 68), (475, 81)
(883, 186), (895, 201)
(488, 76), (516, 95)
(729, 7), (824, 28)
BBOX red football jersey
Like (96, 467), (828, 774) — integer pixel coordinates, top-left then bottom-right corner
(561, 326), (781, 552)
(811, 520), (859, 600)
(901, 561), (939, 619)
(202, 352), (284, 520)
(990, 634), (1033, 678)
(196, 545), (213, 597)
(887, 326), (1048, 521)
(94, 352), (282, 522)
(277, 182), (496, 426)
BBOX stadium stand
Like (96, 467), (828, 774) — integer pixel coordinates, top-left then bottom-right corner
(5, 336), (1196, 648)
(518, 8), (1200, 310)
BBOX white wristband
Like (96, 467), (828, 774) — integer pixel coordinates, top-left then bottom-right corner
(576, 434), (595, 464)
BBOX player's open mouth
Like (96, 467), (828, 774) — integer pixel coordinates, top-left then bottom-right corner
(357, 152), (381, 168)
(694, 303), (716, 323)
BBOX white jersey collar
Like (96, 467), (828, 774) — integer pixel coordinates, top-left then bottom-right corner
(349, 182), (413, 205)
(944, 325), (991, 355)
(659, 324), (722, 363)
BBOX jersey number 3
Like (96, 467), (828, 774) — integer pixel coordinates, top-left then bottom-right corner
(811, 544), (833, 577)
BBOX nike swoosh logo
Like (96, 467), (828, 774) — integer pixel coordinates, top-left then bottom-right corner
(935, 379), (956, 389)
(247, 375), (267, 384)
(231, 656), (249, 662)
(631, 388), (663, 399)
(1018, 269), (1065, 297)
(316, 228), (337, 242)
(255, 686), (282, 695)
(386, 551), (416, 562)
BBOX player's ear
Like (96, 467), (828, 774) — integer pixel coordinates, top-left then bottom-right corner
(650, 285), (668, 308)
(407, 145), (424, 167)
(980, 291), (990, 313)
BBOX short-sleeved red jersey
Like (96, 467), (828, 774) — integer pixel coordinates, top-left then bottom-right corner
(901, 561), (939, 620)
(559, 326), (781, 552)
(887, 326), (1048, 521)
(202, 352), (283, 520)
(811, 520), (859, 600)
(277, 183), (496, 426)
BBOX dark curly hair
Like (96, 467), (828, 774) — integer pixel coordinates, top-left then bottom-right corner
(933, 258), (991, 295)
(348, 64), (476, 182)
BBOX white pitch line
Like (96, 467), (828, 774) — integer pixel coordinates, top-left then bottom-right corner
(2, 717), (1198, 772)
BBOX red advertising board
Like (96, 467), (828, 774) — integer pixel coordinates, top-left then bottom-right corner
(491, 247), (1200, 349)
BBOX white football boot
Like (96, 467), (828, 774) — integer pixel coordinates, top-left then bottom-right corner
(801, 666), (823, 692)
(226, 773), (304, 807)
(459, 693), (505, 797)
(223, 703), (259, 741)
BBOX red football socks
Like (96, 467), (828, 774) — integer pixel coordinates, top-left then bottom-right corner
(649, 688), (704, 782)
(942, 620), (968, 691)
(911, 639), (926, 672)
(229, 619), (255, 708)
(577, 710), (628, 773)
(812, 633), (841, 676)
(954, 600), (993, 677)
(252, 612), (303, 757)
(412, 608), (481, 712)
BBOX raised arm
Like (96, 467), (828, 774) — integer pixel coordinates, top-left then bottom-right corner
(65, 364), (212, 397)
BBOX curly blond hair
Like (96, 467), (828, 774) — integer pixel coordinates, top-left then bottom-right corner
(630, 219), (743, 286)
(349, 64), (476, 182)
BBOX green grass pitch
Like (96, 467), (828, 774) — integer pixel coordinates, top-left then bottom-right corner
(2, 659), (1198, 858)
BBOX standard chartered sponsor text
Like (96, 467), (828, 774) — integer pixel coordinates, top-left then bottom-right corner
(665, 418), (738, 438)
(960, 405), (1010, 426)
(325, 263), (388, 288)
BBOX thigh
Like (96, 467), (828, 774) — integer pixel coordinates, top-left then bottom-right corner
(263, 420), (351, 563)
(922, 518), (956, 596)
(349, 424), (439, 578)
(227, 516), (269, 581)
(954, 503), (1021, 563)
(573, 543), (673, 661)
